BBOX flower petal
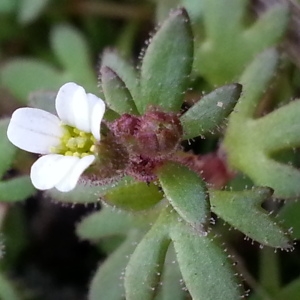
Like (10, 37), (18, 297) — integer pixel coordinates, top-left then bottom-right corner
(55, 82), (105, 136)
(30, 154), (80, 190)
(54, 155), (95, 192)
(87, 93), (106, 140)
(7, 108), (63, 154)
(55, 82), (86, 129)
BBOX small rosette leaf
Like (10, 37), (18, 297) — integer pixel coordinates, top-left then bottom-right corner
(89, 231), (142, 300)
(100, 49), (139, 101)
(100, 66), (138, 115)
(156, 161), (210, 233)
(124, 209), (171, 300)
(180, 84), (242, 139)
(211, 188), (292, 248)
(169, 210), (242, 300)
(76, 207), (140, 241)
(139, 8), (193, 113)
(193, 0), (288, 84)
(0, 176), (35, 202)
(102, 180), (163, 211)
(224, 49), (300, 198)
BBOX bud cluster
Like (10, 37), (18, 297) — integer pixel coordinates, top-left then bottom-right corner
(110, 108), (183, 181)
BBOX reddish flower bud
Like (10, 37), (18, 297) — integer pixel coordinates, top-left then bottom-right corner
(83, 134), (129, 184)
(136, 109), (183, 158)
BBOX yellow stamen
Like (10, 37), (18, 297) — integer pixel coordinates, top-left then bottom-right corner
(51, 124), (97, 158)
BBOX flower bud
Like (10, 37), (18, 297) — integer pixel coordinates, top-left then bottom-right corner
(110, 113), (140, 152)
(136, 109), (183, 158)
(84, 134), (129, 184)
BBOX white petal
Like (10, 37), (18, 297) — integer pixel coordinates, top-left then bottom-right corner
(55, 83), (105, 136)
(30, 154), (80, 190)
(87, 93), (106, 140)
(55, 82), (86, 129)
(72, 89), (90, 132)
(54, 155), (95, 192)
(7, 108), (63, 154)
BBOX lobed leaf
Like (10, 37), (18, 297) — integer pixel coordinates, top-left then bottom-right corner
(244, 4), (289, 54)
(235, 49), (279, 118)
(193, 0), (288, 85)
(223, 49), (300, 198)
(279, 201), (300, 239)
(254, 100), (300, 152)
(210, 188), (291, 248)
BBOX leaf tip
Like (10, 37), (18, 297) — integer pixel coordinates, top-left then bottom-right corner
(100, 66), (117, 80)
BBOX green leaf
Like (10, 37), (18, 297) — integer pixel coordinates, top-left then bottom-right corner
(100, 66), (138, 115)
(254, 100), (300, 152)
(180, 84), (242, 139)
(169, 211), (242, 300)
(0, 0), (18, 13)
(139, 8), (193, 113)
(103, 181), (163, 211)
(236, 49), (279, 118)
(0, 59), (62, 103)
(1, 207), (28, 270)
(0, 119), (17, 178)
(279, 201), (300, 239)
(259, 248), (280, 296)
(46, 185), (99, 204)
(275, 277), (300, 300)
(51, 24), (97, 92)
(223, 49), (300, 198)
(245, 4), (289, 53)
(210, 188), (291, 248)
(0, 273), (21, 300)
(18, 0), (50, 23)
(154, 0), (180, 22)
(155, 245), (187, 300)
(125, 209), (171, 300)
(28, 91), (56, 114)
(76, 207), (139, 241)
(193, 0), (288, 84)
(100, 49), (139, 101)
(46, 179), (128, 204)
(89, 231), (141, 300)
(243, 155), (300, 199)
(0, 176), (35, 202)
(157, 161), (209, 233)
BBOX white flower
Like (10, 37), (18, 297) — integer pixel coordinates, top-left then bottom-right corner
(7, 82), (105, 192)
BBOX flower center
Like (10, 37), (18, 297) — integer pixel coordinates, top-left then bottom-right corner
(51, 125), (97, 158)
